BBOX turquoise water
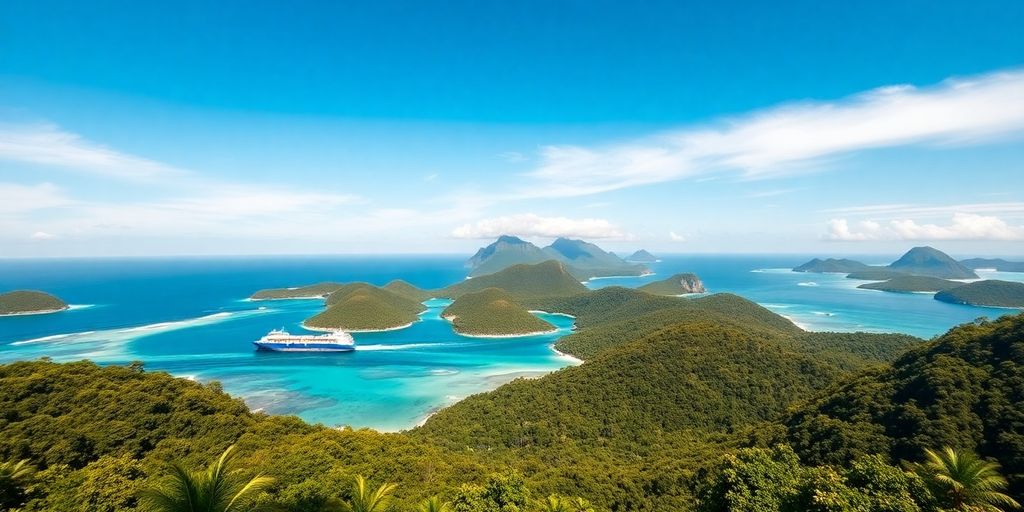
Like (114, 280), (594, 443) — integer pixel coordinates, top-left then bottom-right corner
(1, 254), (1021, 430)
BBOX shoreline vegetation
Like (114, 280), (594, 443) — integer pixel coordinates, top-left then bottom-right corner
(0, 290), (69, 316)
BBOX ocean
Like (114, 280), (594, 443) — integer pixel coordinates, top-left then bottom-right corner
(1, 254), (1022, 431)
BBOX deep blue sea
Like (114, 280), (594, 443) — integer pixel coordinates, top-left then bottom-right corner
(1, 254), (1022, 431)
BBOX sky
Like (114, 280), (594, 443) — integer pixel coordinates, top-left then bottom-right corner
(2, 0), (1023, 257)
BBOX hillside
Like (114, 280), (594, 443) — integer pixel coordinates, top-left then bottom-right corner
(888, 246), (977, 279)
(466, 235), (552, 277)
(793, 258), (870, 273)
(382, 279), (432, 301)
(306, 283), (426, 330)
(961, 257), (1024, 272)
(250, 282), (343, 300)
(845, 268), (908, 280)
(442, 260), (588, 300)
(934, 279), (1024, 308)
(784, 312), (1024, 494)
(637, 273), (706, 295)
(441, 287), (556, 336)
(0, 290), (68, 315)
(856, 275), (959, 293)
(626, 249), (658, 262)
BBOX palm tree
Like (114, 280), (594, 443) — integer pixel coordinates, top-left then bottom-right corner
(0, 459), (36, 510)
(339, 475), (396, 512)
(416, 495), (451, 512)
(914, 447), (1020, 511)
(539, 495), (568, 512)
(140, 445), (275, 512)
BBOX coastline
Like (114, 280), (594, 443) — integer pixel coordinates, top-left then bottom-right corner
(302, 321), (415, 333)
(0, 306), (69, 317)
(452, 327), (559, 338)
(527, 310), (577, 318)
(247, 295), (327, 302)
(584, 271), (655, 282)
(550, 344), (584, 365)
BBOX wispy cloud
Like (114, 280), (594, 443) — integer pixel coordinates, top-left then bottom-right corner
(669, 231), (686, 242)
(0, 122), (187, 180)
(0, 182), (72, 213)
(451, 213), (627, 240)
(826, 213), (1024, 241)
(522, 69), (1024, 197)
(498, 151), (528, 163)
(823, 202), (1024, 219)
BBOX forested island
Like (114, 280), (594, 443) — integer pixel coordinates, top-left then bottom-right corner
(303, 283), (427, 331)
(465, 235), (649, 280)
(442, 287), (557, 336)
(935, 280), (1024, 308)
(794, 246), (982, 279)
(857, 275), (959, 293)
(0, 290), (68, 316)
(636, 273), (706, 295)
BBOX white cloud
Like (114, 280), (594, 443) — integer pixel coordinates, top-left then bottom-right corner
(30, 231), (55, 240)
(826, 213), (1024, 241)
(0, 182), (71, 213)
(0, 122), (186, 180)
(669, 231), (686, 242)
(451, 213), (627, 239)
(823, 202), (1024, 219)
(523, 69), (1024, 197)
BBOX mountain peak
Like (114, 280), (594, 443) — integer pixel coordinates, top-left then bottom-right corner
(889, 246), (977, 279)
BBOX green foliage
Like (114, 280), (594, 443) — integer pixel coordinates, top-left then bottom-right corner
(911, 447), (1020, 511)
(846, 269), (909, 281)
(0, 290), (67, 315)
(442, 288), (555, 336)
(0, 458), (35, 510)
(416, 495), (452, 512)
(443, 261), (588, 300)
(451, 473), (530, 512)
(784, 313), (1024, 496)
(858, 276), (959, 293)
(636, 273), (705, 296)
(935, 280), (1024, 308)
(382, 280), (432, 302)
(140, 445), (274, 512)
(793, 258), (871, 273)
(250, 283), (344, 300)
(339, 475), (396, 512)
(305, 284), (426, 331)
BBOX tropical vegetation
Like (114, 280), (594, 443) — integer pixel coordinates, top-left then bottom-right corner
(0, 290), (68, 315)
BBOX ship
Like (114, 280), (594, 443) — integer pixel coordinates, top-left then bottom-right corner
(253, 329), (356, 352)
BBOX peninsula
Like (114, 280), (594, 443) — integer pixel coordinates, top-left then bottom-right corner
(0, 290), (69, 316)
(934, 280), (1024, 308)
(637, 273), (706, 295)
(250, 282), (343, 300)
(857, 276), (959, 293)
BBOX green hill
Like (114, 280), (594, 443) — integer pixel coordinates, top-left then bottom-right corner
(0, 290), (68, 315)
(466, 235), (553, 277)
(441, 288), (556, 336)
(845, 268), (908, 280)
(637, 273), (705, 295)
(960, 257), (1024, 272)
(793, 258), (871, 273)
(382, 279), (432, 301)
(250, 282), (343, 300)
(856, 275), (959, 293)
(784, 312), (1024, 494)
(306, 284), (426, 330)
(934, 279), (1024, 308)
(442, 260), (588, 300)
(464, 235), (648, 280)
(888, 246), (977, 279)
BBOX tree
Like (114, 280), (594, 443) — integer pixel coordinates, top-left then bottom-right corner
(339, 475), (396, 512)
(912, 447), (1020, 511)
(0, 459), (35, 511)
(417, 495), (452, 512)
(539, 495), (568, 512)
(140, 445), (275, 512)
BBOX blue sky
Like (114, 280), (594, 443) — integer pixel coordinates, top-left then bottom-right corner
(2, 0), (1023, 256)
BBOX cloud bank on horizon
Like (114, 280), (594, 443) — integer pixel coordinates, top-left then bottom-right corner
(2, 68), (1024, 255)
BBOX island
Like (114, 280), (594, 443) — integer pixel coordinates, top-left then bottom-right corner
(887, 246), (977, 279)
(443, 260), (588, 300)
(857, 276), (959, 293)
(0, 290), (69, 316)
(792, 258), (871, 273)
(441, 287), (556, 336)
(934, 280), (1024, 308)
(250, 282), (343, 300)
(845, 269), (908, 280)
(625, 249), (659, 263)
(960, 258), (1024, 272)
(465, 235), (649, 280)
(304, 283), (427, 331)
(637, 273), (706, 295)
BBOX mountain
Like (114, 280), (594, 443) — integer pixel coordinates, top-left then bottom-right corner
(792, 258), (871, 273)
(441, 287), (556, 336)
(626, 249), (659, 262)
(465, 235), (649, 280)
(784, 312), (1024, 494)
(857, 275), (959, 293)
(934, 279), (1024, 308)
(466, 235), (552, 277)
(960, 257), (1024, 272)
(306, 283), (426, 330)
(250, 281), (343, 300)
(0, 290), (68, 315)
(637, 273), (706, 295)
(442, 260), (588, 300)
(887, 246), (977, 279)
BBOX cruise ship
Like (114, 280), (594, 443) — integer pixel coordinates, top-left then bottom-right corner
(253, 329), (356, 352)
